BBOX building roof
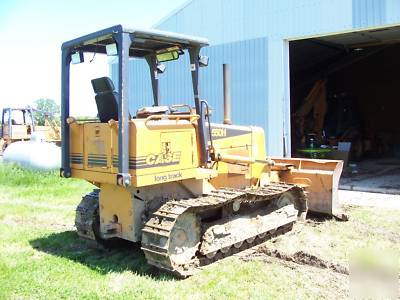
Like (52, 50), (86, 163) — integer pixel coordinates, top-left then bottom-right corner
(153, 0), (194, 28)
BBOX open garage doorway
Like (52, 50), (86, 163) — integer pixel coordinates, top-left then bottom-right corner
(289, 26), (400, 193)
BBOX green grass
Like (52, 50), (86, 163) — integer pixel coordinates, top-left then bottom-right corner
(0, 163), (398, 299)
(0, 164), (92, 205)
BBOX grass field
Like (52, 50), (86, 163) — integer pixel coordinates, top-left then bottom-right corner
(0, 164), (399, 299)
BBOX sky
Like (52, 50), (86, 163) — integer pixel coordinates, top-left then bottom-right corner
(0, 0), (188, 115)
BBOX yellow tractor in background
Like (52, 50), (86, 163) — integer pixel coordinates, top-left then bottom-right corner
(0, 107), (61, 153)
(0, 107), (35, 152)
(60, 25), (344, 277)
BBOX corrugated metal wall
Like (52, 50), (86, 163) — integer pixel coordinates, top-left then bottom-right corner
(156, 0), (355, 44)
(112, 37), (269, 129)
(386, 0), (400, 24)
(114, 0), (400, 156)
(352, 0), (386, 28)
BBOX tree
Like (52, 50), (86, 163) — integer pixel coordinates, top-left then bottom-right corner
(32, 98), (60, 126)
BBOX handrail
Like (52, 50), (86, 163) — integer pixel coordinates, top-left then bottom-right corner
(200, 100), (213, 150)
(144, 114), (199, 127)
(169, 104), (192, 114)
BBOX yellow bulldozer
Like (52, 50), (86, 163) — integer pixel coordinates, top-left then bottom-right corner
(0, 107), (34, 152)
(0, 107), (61, 153)
(60, 25), (344, 277)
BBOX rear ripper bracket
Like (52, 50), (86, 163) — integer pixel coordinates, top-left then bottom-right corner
(117, 173), (131, 187)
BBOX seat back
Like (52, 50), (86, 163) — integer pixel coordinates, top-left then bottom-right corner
(91, 77), (119, 122)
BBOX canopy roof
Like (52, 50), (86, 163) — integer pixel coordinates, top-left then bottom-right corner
(2, 107), (32, 111)
(62, 25), (209, 57)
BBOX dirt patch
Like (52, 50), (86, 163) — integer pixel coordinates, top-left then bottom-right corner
(237, 204), (400, 280)
(253, 246), (349, 274)
(233, 248), (350, 298)
(235, 218), (351, 275)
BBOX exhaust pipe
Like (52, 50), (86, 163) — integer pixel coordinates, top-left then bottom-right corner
(223, 64), (232, 125)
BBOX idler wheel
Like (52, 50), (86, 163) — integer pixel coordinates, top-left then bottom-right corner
(168, 212), (201, 267)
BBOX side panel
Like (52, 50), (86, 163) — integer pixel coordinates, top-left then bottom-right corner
(211, 123), (252, 189)
(9, 125), (30, 140)
(84, 123), (113, 173)
(69, 119), (201, 187)
(69, 123), (84, 169)
(209, 123), (267, 188)
(132, 120), (200, 186)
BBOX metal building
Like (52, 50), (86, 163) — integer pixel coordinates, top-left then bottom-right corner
(112, 0), (400, 158)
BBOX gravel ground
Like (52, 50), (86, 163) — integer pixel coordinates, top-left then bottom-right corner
(339, 189), (400, 209)
(340, 159), (400, 194)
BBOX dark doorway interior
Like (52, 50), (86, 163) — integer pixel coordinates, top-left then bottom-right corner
(289, 26), (400, 193)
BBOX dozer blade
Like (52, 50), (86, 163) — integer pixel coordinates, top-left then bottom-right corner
(272, 157), (346, 219)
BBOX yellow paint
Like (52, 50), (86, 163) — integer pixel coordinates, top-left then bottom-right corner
(35, 125), (60, 142)
(210, 124), (267, 187)
(69, 119), (269, 188)
(4, 125), (30, 140)
(99, 183), (134, 241)
(70, 118), (201, 185)
(71, 169), (117, 185)
(68, 113), (343, 239)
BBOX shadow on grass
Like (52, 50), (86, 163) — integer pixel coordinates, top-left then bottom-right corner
(306, 211), (348, 223)
(29, 231), (174, 281)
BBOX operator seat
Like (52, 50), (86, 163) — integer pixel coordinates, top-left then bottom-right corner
(91, 77), (119, 123)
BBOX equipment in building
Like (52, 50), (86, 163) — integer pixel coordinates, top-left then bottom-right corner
(60, 25), (344, 277)
(294, 79), (327, 146)
(0, 107), (61, 153)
